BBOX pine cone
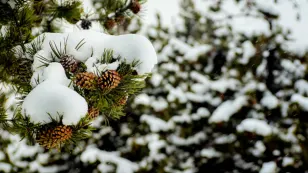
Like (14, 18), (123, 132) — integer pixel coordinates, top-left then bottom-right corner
(88, 107), (100, 119)
(36, 125), (73, 149)
(118, 96), (128, 106)
(74, 72), (97, 90)
(130, 0), (141, 14)
(98, 70), (121, 90)
(104, 19), (116, 30)
(81, 19), (92, 30)
(60, 54), (78, 73)
(115, 15), (126, 25)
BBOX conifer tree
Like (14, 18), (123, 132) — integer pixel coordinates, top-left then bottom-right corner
(0, 0), (154, 153)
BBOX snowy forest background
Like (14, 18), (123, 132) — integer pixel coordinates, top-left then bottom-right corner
(1, 0), (308, 173)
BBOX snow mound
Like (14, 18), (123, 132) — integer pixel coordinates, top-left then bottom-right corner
(237, 118), (272, 136)
(27, 30), (157, 75)
(21, 81), (88, 125)
(31, 62), (71, 87)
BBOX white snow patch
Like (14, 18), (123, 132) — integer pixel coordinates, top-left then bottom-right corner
(22, 81), (88, 125)
(259, 161), (277, 173)
(211, 78), (240, 93)
(200, 148), (222, 158)
(214, 134), (236, 144)
(295, 79), (308, 95)
(150, 73), (163, 87)
(184, 45), (212, 62)
(81, 146), (138, 173)
(152, 97), (168, 112)
(209, 96), (248, 123)
(134, 94), (151, 106)
(282, 157), (294, 167)
(141, 114), (173, 132)
(251, 141), (266, 157)
(261, 93), (279, 109)
(239, 41), (256, 64)
(169, 132), (206, 146)
(31, 62), (71, 88)
(25, 31), (157, 75)
(291, 94), (308, 111)
(0, 163), (11, 173)
(237, 118), (272, 136)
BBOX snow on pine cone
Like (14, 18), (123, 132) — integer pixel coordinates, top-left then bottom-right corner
(60, 54), (78, 73)
(74, 72), (97, 90)
(36, 125), (73, 149)
(98, 70), (121, 89)
(88, 107), (100, 119)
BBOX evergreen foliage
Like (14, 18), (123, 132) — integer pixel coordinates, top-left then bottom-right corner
(0, 0), (148, 150)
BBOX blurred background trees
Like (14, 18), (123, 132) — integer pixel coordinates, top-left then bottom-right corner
(1, 0), (308, 172)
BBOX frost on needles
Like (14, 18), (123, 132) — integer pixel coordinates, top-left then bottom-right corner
(5, 30), (157, 150)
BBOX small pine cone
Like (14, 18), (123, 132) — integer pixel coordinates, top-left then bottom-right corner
(98, 70), (121, 89)
(104, 19), (116, 30)
(118, 96), (128, 106)
(115, 15), (126, 25)
(81, 19), (92, 30)
(75, 72), (97, 90)
(88, 107), (100, 119)
(60, 54), (78, 73)
(36, 125), (73, 149)
(130, 0), (141, 14)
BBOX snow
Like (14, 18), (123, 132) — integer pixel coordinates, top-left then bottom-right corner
(0, 152), (4, 161)
(190, 71), (240, 93)
(261, 93), (279, 109)
(31, 62), (71, 88)
(152, 97), (168, 112)
(259, 161), (277, 173)
(168, 132), (206, 146)
(200, 148), (222, 158)
(295, 79), (308, 95)
(282, 157), (294, 167)
(25, 31), (157, 75)
(184, 45), (212, 62)
(237, 119), (272, 136)
(0, 163), (11, 173)
(191, 107), (210, 120)
(21, 81), (88, 125)
(150, 73), (163, 87)
(239, 41), (256, 64)
(214, 134), (236, 144)
(134, 93), (151, 106)
(141, 114), (173, 132)
(251, 141), (266, 157)
(85, 59), (120, 74)
(209, 96), (248, 123)
(81, 146), (138, 173)
(291, 94), (308, 111)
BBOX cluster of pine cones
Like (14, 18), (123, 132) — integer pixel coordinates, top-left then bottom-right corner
(59, 54), (122, 90)
(36, 54), (127, 149)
